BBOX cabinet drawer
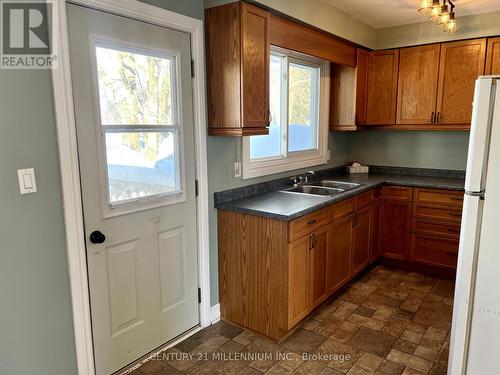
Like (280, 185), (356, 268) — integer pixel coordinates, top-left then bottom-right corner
(410, 234), (459, 269)
(382, 186), (413, 201)
(412, 218), (461, 239)
(414, 188), (464, 207)
(331, 198), (354, 222)
(355, 190), (375, 209)
(289, 207), (331, 242)
(413, 203), (462, 223)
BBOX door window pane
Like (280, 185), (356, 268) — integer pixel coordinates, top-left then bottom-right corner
(95, 43), (175, 125)
(105, 131), (179, 203)
(249, 55), (283, 159)
(288, 63), (318, 152)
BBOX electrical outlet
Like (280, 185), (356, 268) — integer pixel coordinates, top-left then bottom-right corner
(234, 161), (242, 178)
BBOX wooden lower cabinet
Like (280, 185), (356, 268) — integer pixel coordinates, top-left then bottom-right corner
(380, 199), (413, 260)
(410, 233), (459, 269)
(410, 188), (463, 269)
(288, 234), (311, 328)
(288, 223), (331, 329)
(351, 205), (372, 274)
(218, 185), (462, 340)
(327, 215), (352, 293)
(370, 200), (382, 262)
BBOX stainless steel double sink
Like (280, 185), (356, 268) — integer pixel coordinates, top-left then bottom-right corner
(281, 180), (361, 196)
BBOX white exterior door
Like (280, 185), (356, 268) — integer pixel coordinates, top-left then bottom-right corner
(67, 4), (199, 375)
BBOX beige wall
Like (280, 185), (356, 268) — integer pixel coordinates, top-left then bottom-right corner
(377, 11), (500, 50)
(204, 0), (377, 48)
(205, 1), (500, 51)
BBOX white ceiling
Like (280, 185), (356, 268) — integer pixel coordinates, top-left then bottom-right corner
(323, 0), (500, 29)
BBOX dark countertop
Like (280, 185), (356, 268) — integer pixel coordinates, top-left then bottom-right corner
(215, 173), (465, 221)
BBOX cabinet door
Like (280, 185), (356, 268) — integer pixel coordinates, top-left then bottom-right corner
(380, 200), (412, 260)
(370, 201), (381, 263)
(397, 45), (440, 124)
(366, 49), (399, 125)
(356, 49), (369, 125)
(240, 2), (270, 128)
(351, 206), (372, 275)
(288, 235), (309, 328)
(327, 216), (352, 293)
(410, 234), (459, 269)
(309, 225), (330, 307)
(436, 39), (486, 125)
(486, 37), (500, 75)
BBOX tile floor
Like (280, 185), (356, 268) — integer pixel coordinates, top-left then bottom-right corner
(131, 265), (455, 375)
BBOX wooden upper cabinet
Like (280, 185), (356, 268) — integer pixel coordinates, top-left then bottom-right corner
(436, 38), (487, 125)
(241, 2), (270, 127)
(366, 49), (399, 125)
(397, 44), (441, 125)
(486, 37), (500, 75)
(330, 49), (369, 130)
(356, 49), (369, 125)
(205, 2), (270, 136)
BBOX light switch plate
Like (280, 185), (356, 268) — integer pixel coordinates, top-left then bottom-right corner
(17, 168), (37, 194)
(234, 161), (242, 178)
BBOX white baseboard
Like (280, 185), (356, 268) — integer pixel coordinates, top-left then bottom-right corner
(210, 304), (221, 324)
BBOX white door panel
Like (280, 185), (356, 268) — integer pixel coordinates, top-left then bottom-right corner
(67, 4), (199, 375)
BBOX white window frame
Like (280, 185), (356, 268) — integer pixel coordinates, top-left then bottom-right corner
(88, 36), (186, 218)
(242, 46), (330, 179)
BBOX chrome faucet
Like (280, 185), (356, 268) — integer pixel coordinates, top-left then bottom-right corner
(304, 171), (315, 183)
(290, 176), (303, 187)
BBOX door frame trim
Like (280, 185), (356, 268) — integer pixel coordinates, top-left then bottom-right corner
(51, 1), (210, 374)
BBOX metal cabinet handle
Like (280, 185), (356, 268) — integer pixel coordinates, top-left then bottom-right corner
(309, 233), (317, 250)
(436, 112), (441, 124)
(308, 219), (317, 225)
(431, 112), (436, 124)
(352, 214), (359, 227)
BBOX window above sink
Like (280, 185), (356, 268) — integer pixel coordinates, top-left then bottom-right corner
(242, 46), (330, 179)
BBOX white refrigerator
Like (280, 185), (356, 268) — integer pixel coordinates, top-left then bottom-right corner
(449, 76), (500, 375)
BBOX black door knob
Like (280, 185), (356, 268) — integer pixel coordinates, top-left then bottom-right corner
(89, 231), (106, 244)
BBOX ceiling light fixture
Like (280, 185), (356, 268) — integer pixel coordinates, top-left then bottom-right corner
(418, 0), (458, 35)
(418, 0), (433, 15)
(429, 0), (442, 20)
(442, 12), (457, 34)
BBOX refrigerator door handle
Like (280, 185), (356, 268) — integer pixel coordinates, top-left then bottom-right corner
(464, 78), (497, 193)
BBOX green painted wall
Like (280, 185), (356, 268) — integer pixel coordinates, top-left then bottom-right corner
(350, 131), (470, 171)
(0, 2), (204, 375)
(204, 0), (377, 49)
(0, 71), (77, 375)
(377, 11), (500, 49)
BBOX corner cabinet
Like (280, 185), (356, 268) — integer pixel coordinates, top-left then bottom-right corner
(380, 186), (413, 261)
(486, 37), (500, 75)
(329, 48), (369, 131)
(205, 2), (270, 136)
